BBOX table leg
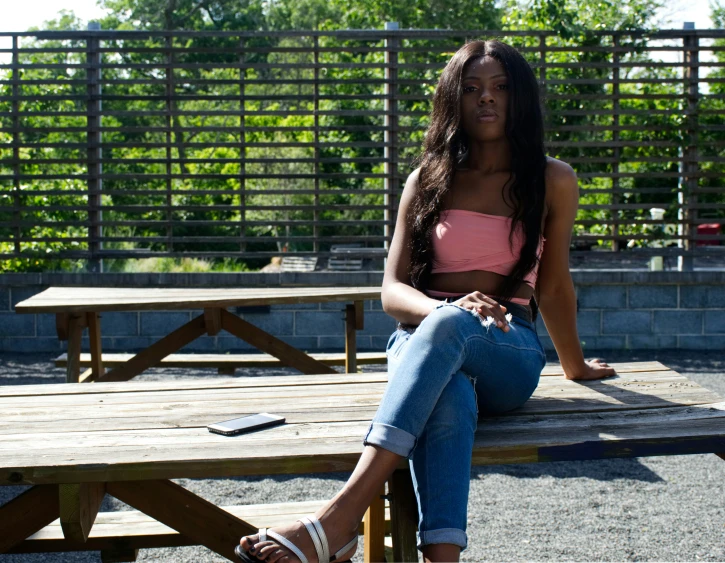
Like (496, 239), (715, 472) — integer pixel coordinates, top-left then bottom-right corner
(59, 482), (106, 543)
(363, 485), (386, 563)
(66, 314), (86, 384)
(87, 312), (105, 382)
(107, 479), (256, 562)
(0, 485), (59, 553)
(388, 469), (418, 563)
(345, 301), (364, 374)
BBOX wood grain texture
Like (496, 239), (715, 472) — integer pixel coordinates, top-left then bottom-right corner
(59, 482), (105, 543)
(204, 308), (222, 336)
(106, 479), (256, 561)
(0, 485), (59, 552)
(65, 314), (85, 384)
(96, 315), (207, 383)
(15, 286), (382, 313)
(219, 309), (337, 375)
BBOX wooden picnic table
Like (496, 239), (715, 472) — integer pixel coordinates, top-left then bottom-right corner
(2, 361), (725, 562)
(15, 286), (382, 383)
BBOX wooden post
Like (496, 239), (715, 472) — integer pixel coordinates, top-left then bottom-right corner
(313, 34), (321, 255)
(239, 36), (247, 254)
(87, 312), (105, 381)
(363, 485), (386, 563)
(165, 34), (174, 256)
(345, 304), (357, 374)
(86, 23), (103, 273)
(388, 469), (418, 563)
(679, 25), (699, 271)
(383, 23), (399, 255)
(66, 314), (86, 383)
(59, 482), (106, 543)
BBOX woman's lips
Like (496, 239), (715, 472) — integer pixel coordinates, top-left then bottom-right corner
(476, 112), (498, 122)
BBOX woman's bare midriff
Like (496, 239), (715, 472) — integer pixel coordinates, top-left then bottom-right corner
(428, 270), (534, 301)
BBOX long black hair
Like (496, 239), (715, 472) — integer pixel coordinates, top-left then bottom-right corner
(409, 39), (547, 319)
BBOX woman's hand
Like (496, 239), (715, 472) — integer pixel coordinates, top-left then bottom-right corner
(451, 291), (511, 332)
(565, 358), (617, 380)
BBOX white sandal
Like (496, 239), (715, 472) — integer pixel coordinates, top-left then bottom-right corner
(235, 514), (358, 563)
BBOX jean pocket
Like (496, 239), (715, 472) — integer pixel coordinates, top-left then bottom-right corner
(386, 329), (411, 360)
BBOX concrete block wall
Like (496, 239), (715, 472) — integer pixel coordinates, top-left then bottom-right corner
(0, 271), (723, 354)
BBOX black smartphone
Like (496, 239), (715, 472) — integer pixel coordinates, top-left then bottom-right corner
(207, 413), (286, 436)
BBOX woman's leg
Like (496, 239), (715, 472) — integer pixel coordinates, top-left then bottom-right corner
(409, 311), (546, 562)
(411, 369), (478, 562)
(241, 304), (483, 563)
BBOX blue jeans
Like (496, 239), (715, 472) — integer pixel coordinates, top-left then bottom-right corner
(363, 301), (546, 552)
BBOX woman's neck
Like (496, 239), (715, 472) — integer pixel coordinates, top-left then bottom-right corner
(463, 139), (511, 175)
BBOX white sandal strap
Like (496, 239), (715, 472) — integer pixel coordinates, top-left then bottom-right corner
(298, 516), (327, 563)
(303, 516), (330, 563)
(333, 535), (359, 561)
(259, 528), (267, 542)
(266, 529), (309, 563)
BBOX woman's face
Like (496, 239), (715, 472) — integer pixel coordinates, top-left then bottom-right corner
(459, 55), (509, 142)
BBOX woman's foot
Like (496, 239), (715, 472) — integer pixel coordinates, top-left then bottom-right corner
(239, 503), (359, 563)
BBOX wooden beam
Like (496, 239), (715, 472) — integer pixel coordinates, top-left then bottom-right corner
(97, 315), (207, 382)
(345, 304), (357, 374)
(55, 312), (69, 341)
(87, 312), (105, 381)
(388, 469), (418, 563)
(0, 485), (59, 553)
(59, 482), (106, 543)
(219, 309), (336, 375)
(106, 479), (256, 561)
(363, 485), (386, 563)
(354, 300), (364, 330)
(204, 307), (222, 336)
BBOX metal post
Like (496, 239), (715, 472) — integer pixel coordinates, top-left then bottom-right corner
(313, 35), (320, 254)
(86, 22), (103, 272)
(11, 35), (21, 256)
(611, 34), (621, 253)
(383, 22), (399, 254)
(678, 23), (698, 271)
(239, 37), (247, 254)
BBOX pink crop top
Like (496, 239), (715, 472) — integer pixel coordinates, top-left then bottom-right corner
(428, 209), (546, 306)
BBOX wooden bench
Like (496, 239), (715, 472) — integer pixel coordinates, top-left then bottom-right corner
(54, 351), (389, 377)
(3, 361), (725, 562)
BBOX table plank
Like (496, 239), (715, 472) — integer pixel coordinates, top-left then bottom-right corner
(15, 287), (382, 313)
(4, 402), (725, 485)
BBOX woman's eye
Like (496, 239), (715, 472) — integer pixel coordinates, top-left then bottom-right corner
(497, 84), (509, 90)
(463, 86), (477, 93)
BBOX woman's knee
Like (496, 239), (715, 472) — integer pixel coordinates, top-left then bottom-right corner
(418, 303), (475, 341)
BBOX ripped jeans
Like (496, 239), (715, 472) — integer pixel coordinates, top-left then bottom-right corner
(363, 300), (546, 552)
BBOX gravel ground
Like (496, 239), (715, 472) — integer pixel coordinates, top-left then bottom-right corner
(1, 349), (724, 563)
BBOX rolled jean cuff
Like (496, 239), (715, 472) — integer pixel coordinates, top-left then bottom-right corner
(363, 422), (416, 458)
(417, 528), (468, 551)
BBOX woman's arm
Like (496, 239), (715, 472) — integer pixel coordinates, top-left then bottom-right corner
(536, 160), (616, 380)
(382, 168), (442, 325)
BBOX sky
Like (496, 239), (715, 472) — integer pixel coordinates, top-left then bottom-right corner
(0, 0), (717, 32)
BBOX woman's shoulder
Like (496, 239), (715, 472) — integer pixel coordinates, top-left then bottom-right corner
(543, 157), (578, 219)
(544, 156), (576, 184)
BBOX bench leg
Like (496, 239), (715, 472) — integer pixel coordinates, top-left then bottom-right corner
(0, 485), (60, 553)
(87, 312), (105, 381)
(364, 485), (386, 563)
(388, 469), (418, 563)
(107, 479), (256, 562)
(65, 314), (86, 383)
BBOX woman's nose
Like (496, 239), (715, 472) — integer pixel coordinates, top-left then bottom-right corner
(478, 88), (494, 103)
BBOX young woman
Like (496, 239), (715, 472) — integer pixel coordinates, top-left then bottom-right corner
(236, 39), (617, 563)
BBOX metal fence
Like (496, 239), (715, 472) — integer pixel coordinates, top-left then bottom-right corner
(0, 28), (723, 270)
